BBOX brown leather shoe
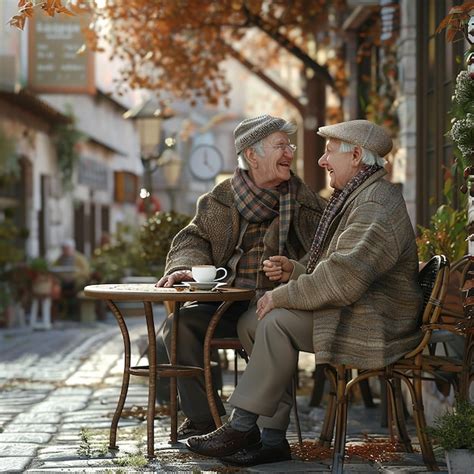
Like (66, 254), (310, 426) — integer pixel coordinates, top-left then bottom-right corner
(177, 418), (216, 440)
(186, 422), (261, 457)
(220, 440), (292, 466)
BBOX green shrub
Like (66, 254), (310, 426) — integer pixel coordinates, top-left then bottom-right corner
(91, 211), (190, 283)
(416, 203), (467, 262)
(91, 225), (145, 283)
(0, 214), (26, 313)
(427, 399), (474, 451)
(139, 211), (191, 267)
(28, 257), (49, 274)
(416, 174), (467, 262)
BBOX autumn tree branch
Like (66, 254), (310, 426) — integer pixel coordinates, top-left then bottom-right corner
(225, 45), (304, 115)
(243, 7), (334, 88)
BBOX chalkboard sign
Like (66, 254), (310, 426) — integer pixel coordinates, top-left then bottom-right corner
(28, 14), (95, 94)
(78, 157), (109, 190)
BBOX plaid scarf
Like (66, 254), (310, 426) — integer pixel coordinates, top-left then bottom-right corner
(231, 168), (295, 255)
(234, 222), (270, 291)
(306, 165), (381, 274)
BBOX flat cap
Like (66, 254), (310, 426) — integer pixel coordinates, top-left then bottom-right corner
(317, 119), (393, 157)
(234, 114), (294, 155)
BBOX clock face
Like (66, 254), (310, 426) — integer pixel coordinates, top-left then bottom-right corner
(189, 145), (223, 181)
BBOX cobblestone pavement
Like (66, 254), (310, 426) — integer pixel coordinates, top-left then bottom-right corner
(0, 307), (448, 473)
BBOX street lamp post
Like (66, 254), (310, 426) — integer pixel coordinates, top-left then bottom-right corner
(123, 100), (178, 216)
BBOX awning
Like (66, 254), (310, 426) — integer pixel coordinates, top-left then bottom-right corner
(0, 88), (71, 125)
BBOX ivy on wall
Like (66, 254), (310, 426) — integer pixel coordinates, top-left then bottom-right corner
(52, 106), (84, 189)
(0, 127), (19, 181)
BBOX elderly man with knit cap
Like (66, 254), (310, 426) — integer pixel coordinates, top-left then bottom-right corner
(186, 120), (423, 467)
(156, 115), (325, 439)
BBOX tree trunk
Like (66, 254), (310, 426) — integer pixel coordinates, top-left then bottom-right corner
(303, 76), (327, 192)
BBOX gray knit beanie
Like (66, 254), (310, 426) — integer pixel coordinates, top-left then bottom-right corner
(234, 115), (291, 155)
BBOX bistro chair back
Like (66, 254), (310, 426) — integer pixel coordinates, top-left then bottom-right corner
(421, 255), (474, 400)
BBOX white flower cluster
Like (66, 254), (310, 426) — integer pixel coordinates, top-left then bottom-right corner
(450, 113), (474, 157)
(454, 71), (474, 105)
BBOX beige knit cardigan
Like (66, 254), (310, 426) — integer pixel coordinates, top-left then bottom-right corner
(272, 169), (423, 369)
(164, 175), (326, 277)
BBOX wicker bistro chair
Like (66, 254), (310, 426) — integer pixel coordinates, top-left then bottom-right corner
(420, 255), (474, 401)
(209, 337), (249, 388)
(318, 255), (450, 474)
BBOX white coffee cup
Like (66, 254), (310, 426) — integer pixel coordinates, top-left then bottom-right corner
(192, 265), (228, 283)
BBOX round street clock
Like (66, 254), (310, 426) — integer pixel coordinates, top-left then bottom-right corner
(188, 144), (223, 181)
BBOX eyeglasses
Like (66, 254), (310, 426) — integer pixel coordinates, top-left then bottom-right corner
(264, 143), (297, 153)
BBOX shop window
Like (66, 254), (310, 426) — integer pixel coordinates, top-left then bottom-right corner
(114, 171), (138, 204)
(416, 0), (464, 226)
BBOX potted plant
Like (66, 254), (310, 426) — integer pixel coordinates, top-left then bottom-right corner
(28, 257), (55, 296)
(427, 399), (474, 473)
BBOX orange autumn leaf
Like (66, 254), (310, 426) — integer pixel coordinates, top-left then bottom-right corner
(8, 0), (349, 105)
(436, 2), (474, 41)
(8, 14), (26, 30)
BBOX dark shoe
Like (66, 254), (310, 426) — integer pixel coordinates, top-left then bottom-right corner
(186, 422), (261, 457)
(177, 418), (216, 440)
(220, 439), (292, 466)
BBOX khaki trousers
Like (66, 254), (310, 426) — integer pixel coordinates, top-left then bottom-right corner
(229, 305), (314, 430)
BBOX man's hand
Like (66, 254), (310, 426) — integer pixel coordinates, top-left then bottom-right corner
(256, 291), (275, 320)
(156, 270), (193, 288)
(262, 256), (294, 283)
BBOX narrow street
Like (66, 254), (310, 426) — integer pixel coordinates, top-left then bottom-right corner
(0, 308), (446, 472)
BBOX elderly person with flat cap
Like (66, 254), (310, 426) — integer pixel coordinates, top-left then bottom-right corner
(186, 119), (423, 467)
(156, 114), (325, 439)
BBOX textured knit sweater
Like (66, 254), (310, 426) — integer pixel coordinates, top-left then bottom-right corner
(164, 175), (326, 278)
(272, 169), (423, 369)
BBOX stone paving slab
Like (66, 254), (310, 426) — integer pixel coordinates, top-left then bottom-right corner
(11, 413), (62, 424)
(0, 433), (53, 444)
(0, 456), (32, 472)
(0, 316), (450, 473)
(0, 443), (39, 456)
(3, 424), (58, 434)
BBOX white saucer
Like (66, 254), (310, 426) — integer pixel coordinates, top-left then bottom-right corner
(183, 281), (227, 291)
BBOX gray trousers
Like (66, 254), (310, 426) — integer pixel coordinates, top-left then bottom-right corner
(229, 306), (314, 430)
(160, 300), (250, 424)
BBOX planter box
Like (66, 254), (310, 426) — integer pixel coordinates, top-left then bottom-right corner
(77, 291), (96, 324)
(32, 274), (54, 296)
(446, 449), (474, 474)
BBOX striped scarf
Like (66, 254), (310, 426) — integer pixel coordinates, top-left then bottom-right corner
(231, 168), (295, 255)
(306, 165), (381, 274)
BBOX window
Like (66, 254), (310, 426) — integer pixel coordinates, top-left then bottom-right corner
(114, 171), (139, 204)
(416, 0), (464, 226)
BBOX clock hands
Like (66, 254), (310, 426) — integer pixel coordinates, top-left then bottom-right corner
(189, 145), (223, 180)
(204, 152), (214, 171)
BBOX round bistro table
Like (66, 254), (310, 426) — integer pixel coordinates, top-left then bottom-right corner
(83, 283), (254, 458)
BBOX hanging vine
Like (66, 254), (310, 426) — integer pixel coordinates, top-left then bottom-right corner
(0, 127), (19, 182)
(52, 107), (84, 189)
